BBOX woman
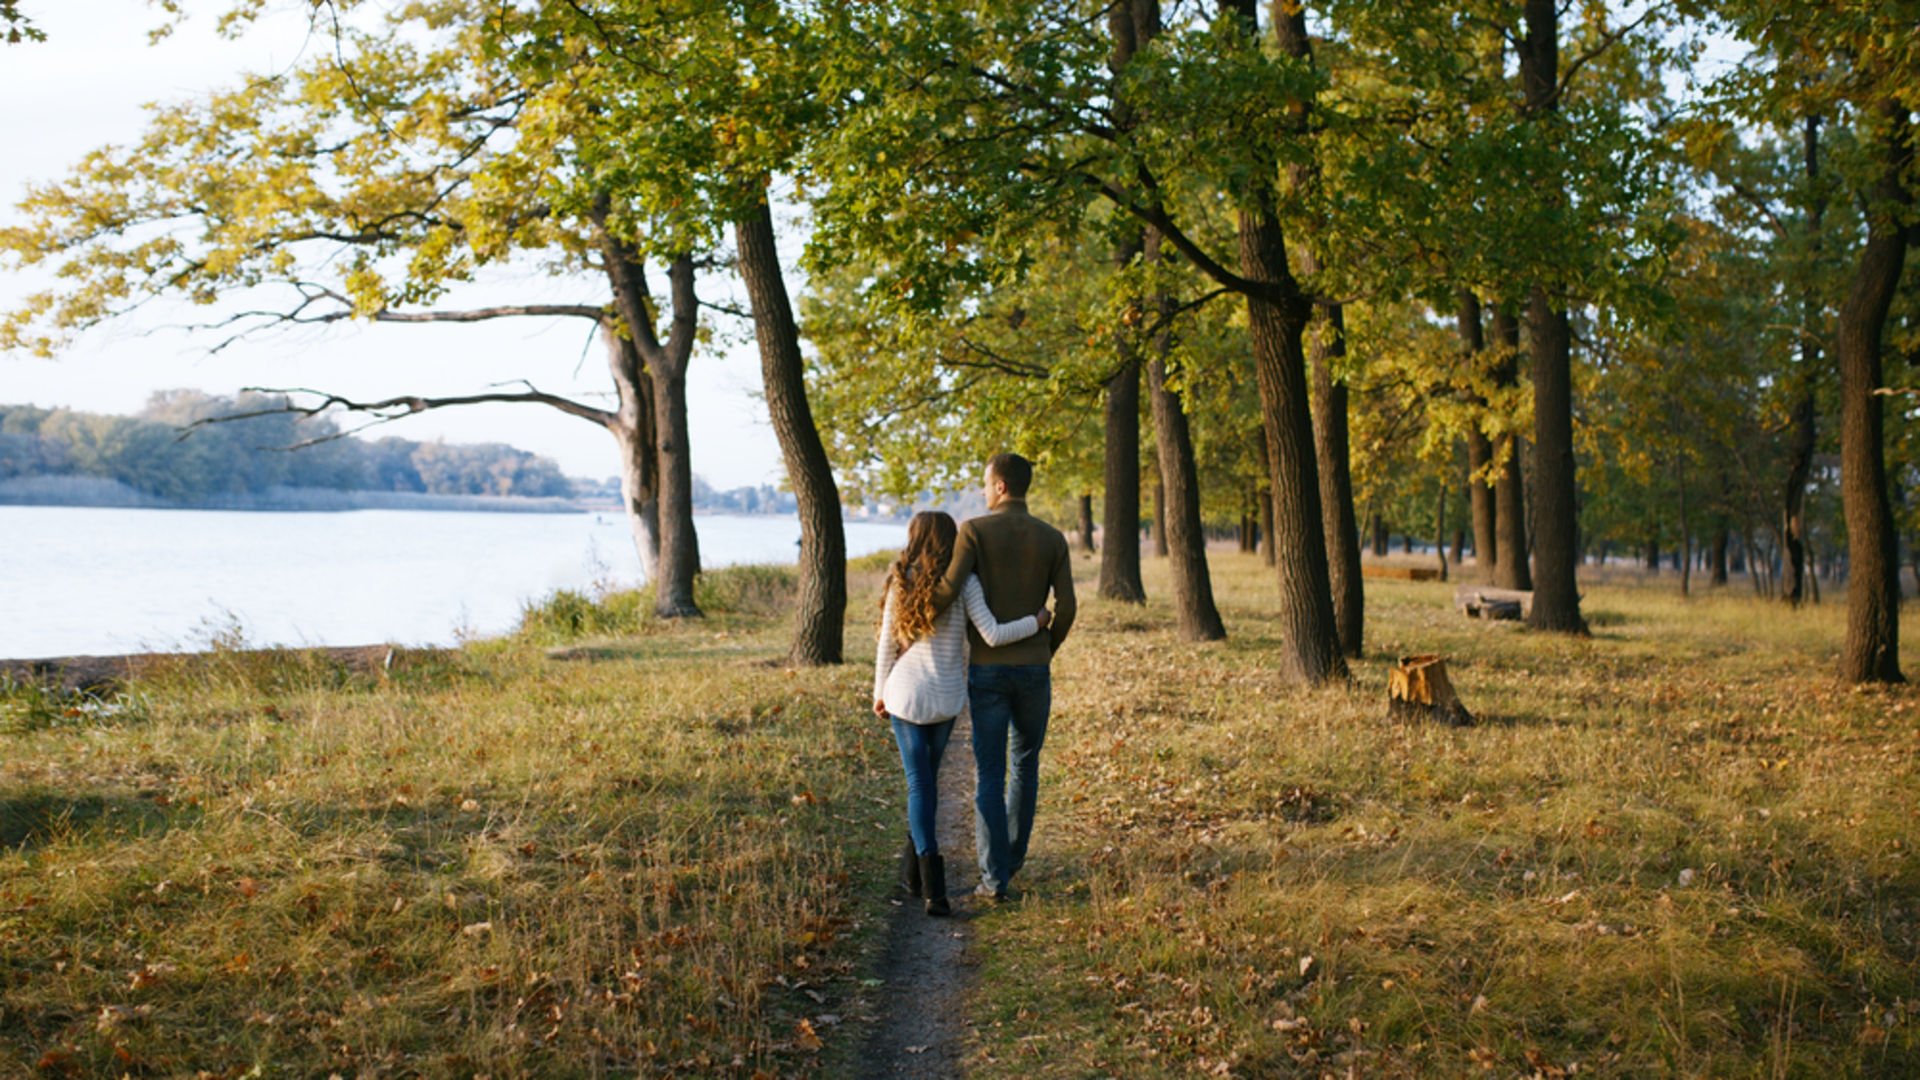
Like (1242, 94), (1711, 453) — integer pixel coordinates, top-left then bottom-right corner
(873, 511), (1050, 915)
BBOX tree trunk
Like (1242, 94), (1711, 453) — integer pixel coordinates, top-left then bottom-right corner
(1677, 455), (1692, 598)
(600, 236), (702, 619)
(1077, 493), (1097, 553)
(734, 200), (847, 666)
(1711, 528), (1729, 586)
(1099, 353), (1147, 602)
(1489, 306), (1533, 591)
(602, 326), (660, 582)
(1308, 300), (1365, 658)
(1261, 488), (1276, 567)
(1239, 200), (1345, 682)
(1152, 474), (1169, 556)
(1435, 484), (1450, 583)
(1836, 100), (1909, 683)
(1518, 0), (1582, 633)
(1144, 270), (1227, 639)
(1784, 114), (1824, 608)
(1371, 513), (1388, 557)
(1457, 292), (1498, 576)
(1098, 1), (1151, 605)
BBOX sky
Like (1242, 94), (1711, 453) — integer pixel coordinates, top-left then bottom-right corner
(0, 1), (789, 489)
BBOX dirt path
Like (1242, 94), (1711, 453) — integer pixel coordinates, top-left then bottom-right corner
(856, 714), (979, 1079)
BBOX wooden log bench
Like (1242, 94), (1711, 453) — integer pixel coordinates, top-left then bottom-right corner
(1454, 585), (1533, 621)
(1362, 564), (1444, 582)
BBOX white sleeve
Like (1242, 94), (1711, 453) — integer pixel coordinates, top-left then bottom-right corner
(961, 575), (1038, 647)
(874, 589), (900, 704)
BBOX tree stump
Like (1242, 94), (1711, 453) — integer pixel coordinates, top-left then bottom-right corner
(1388, 654), (1473, 726)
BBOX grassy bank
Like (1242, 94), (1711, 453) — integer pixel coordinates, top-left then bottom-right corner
(3, 553), (1917, 1076)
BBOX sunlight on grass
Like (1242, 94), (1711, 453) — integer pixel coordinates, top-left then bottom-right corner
(2, 556), (1915, 1077)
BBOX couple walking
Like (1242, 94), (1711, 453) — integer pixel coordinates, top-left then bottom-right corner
(871, 453), (1076, 915)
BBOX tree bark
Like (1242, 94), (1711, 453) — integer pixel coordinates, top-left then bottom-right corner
(1077, 493), (1097, 553)
(1238, 199), (1345, 682)
(1457, 291), (1498, 576)
(1099, 352), (1146, 601)
(1836, 101), (1910, 683)
(1098, 1), (1150, 605)
(1711, 528), (1729, 586)
(1261, 487), (1276, 567)
(1151, 474), (1168, 556)
(1435, 483), (1450, 583)
(1309, 299), (1364, 657)
(1144, 282), (1227, 639)
(1489, 306), (1533, 591)
(1784, 114), (1824, 608)
(601, 325), (661, 582)
(1677, 455), (1692, 598)
(1518, 0), (1583, 633)
(734, 200), (848, 666)
(599, 226), (703, 619)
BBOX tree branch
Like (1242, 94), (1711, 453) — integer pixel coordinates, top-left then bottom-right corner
(185, 383), (619, 444)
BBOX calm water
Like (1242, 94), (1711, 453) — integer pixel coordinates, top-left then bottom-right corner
(0, 506), (907, 657)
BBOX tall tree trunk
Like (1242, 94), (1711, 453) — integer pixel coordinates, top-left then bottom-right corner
(1518, 0), (1583, 632)
(1240, 198), (1345, 682)
(1371, 513), (1388, 557)
(1711, 527), (1729, 586)
(1435, 483), (1450, 583)
(1784, 114), (1824, 608)
(600, 229), (702, 618)
(1145, 281), (1227, 640)
(1489, 306), (1533, 591)
(1451, 528), (1466, 568)
(1309, 299), (1365, 658)
(1261, 488), (1276, 567)
(1077, 493), (1097, 553)
(1098, 1), (1150, 604)
(1836, 101), (1910, 683)
(734, 200), (847, 666)
(1677, 455), (1692, 598)
(1152, 474), (1169, 556)
(601, 325), (661, 582)
(1099, 353), (1146, 602)
(1458, 291), (1498, 576)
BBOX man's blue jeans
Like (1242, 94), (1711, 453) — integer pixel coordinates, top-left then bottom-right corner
(891, 717), (954, 857)
(968, 663), (1051, 891)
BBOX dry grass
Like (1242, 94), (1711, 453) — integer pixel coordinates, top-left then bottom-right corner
(0, 565), (899, 1078)
(967, 553), (1920, 1077)
(2, 554), (1915, 1078)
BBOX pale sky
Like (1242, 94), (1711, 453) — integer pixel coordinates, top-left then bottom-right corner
(0, 1), (788, 489)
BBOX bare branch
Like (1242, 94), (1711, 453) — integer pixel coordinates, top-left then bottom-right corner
(183, 384), (619, 444)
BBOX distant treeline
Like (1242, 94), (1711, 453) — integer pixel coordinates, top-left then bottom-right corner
(0, 391), (573, 503)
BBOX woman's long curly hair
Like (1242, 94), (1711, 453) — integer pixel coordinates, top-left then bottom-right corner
(881, 511), (958, 649)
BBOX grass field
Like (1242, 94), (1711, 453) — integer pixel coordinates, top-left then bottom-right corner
(3, 552), (1916, 1077)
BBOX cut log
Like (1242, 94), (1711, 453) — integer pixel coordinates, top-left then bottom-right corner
(1454, 585), (1533, 620)
(1388, 654), (1473, 726)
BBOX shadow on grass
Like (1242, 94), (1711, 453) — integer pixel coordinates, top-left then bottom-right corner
(0, 790), (190, 851)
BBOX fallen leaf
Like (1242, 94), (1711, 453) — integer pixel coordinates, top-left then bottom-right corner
(794, 1018), (823, 1052)
(461, 921), (493, 937)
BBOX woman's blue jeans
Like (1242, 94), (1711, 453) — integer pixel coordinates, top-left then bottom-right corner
(891, 716), (955, 857)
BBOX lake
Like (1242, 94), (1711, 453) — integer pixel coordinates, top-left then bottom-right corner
(0, 506), (908, 658)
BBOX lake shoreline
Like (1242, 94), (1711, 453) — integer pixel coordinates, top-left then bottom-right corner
(1, 642), (446, 692)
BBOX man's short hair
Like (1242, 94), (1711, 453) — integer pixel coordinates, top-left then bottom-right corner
(987, 452), (1033, 498)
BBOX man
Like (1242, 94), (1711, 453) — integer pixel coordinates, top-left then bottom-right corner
(933, 452), (1076, 900)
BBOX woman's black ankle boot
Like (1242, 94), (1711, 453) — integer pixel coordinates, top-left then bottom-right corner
(920, 854), (950, 916)
(898, 836), (922, 898)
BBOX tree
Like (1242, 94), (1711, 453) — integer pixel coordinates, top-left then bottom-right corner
(0, 2), (715, 617)
(526, 0), (853, 664)
(1706, 0), (1918, 682)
